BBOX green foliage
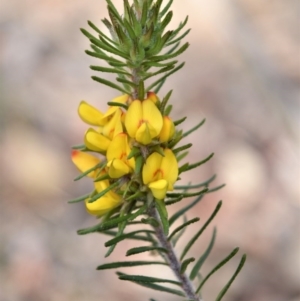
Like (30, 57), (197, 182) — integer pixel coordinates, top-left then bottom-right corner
(71, 1), (246, 300)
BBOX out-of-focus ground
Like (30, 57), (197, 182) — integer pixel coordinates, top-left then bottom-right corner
(0, 0), (299, 300)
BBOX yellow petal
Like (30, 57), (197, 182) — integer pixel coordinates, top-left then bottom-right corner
(142, 152), (163, 185)
(71, 150), (100, 177)
(102, 109), (123, 140)
(142, 99), (163, 136)
(102, 94), (129, 120)
(159, 116), (175, 142)
(107, 159), (130, 178)
(78, 101), (105, 126)
(161, 149), (178, 190)
(106, 133), (128, 161)
(84, 128), (111, 152)
(148, 179), (168, 200)
(125, 100), (142, 138)
(85, 194), (122, 216)
(135, 122), (153, 145)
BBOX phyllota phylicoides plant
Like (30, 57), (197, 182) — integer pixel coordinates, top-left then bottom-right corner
(69, 1), (246, 300)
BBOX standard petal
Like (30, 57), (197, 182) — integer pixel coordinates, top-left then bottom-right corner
(148, 179), (168, 200)
(125, 100), (142, 138)
(84, 128), (111, 152)
(78, 101), (105, 126)
(142, 99), (163, 136)
(161, 149), (178, 190)
(71, 150), (100, 177)
(142, 152), (163, 185)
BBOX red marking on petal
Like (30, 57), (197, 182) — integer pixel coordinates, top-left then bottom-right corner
(71, 150), (79, 157)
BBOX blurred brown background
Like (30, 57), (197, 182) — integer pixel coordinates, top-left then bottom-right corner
(0, 0), (299, 300)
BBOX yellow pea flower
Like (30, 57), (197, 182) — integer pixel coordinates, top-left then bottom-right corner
(125, 99), (163, 145)
(106, 133), (135, 178)
(142, 149), (178, 200)
(159, 116), (175, 142)
(71, 150), (101, 177)
(147, 91), (159, 103)
(78, 94), (129, 126)
(71, 150), (122, 216)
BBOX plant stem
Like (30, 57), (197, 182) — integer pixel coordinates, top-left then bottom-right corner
(148, 206), (202, 301)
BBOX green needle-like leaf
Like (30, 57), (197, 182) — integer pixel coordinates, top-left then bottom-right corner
(169, 194), (205, 226)
(190, 227), (217, 280)
(68, 193), (90, 204)
(174, 174), (217, 190)
(180, 257), (195, 274)
(195, 247), (240, 294)
(215, 254), (247, 301)
(90, 65), (131, 76)
(105, 229), (155, 247)
(168, 217), (200, 241)
(119, 274), (181, 286)
(155, 199), (169, 235)
(182, 118), (206, 138)
(73, 163), (103, 181)
(173, 116), (187, 126)
(101, 204), (147, 230)
(97, 261), (168, 270)
(126, 246), (168, 256)
(180, 201), (222, 260)
(91, 76), (129, 94)
(183, 153), (214, 172)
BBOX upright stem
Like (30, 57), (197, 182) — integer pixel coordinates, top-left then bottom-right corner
(148, 206), (202, 301)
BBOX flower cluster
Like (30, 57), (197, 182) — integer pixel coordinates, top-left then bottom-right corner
(72, 92), (178, 217)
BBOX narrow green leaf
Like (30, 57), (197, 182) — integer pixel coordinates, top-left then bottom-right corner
(172, 215), (187, 247)
(90, 65), (131, 76)
(138, 80), (145, 100)
(146, 62), (185, 91)
(175, 174), (217, 190)
(160, 90), (173, 114)
(87, 20), (117, 46)
(134, 155), (144, 174)
(167, 28), (191, 46)
(143, 60), (178, 68)
(195, 247), (240, 294)
(72, 144), (85, 150)
(127, 147), (140, 159)
(164, 104), (173, 116)
(126, 246), (168, 256)
(97, 260), (168, 270)
(159, 0), (173, 18)
(180, 201), (222, 260)
(116, 77), (137, 88)
(143, 65), (175, 81)
(104, 230), (155, 247)
(169, 194), (205, 226)
(155, 200), (169, 235)
(182, 118), (206, 138)
(85, 50), (123, 64)
(102, 230), (154, 243)
(119, 274), (180, 286)
(165, 196), (183, 206)
(73, 163), (102, 181)
(68, 193), (90, 204)
(141, 217), (160, 227)
(88, 181), (119, 203)
(173, 116), (187, 126)
(176, 151), (189, 162)
(101, 204), (147, 231)
(207, 184), (226, 193)
(118, 275), (185, 297)
(169, 16), (189, 40)
(107, 101), (128, 110)
(80, 28), (97, 40)
(173, 143), (192, 154)
(168, 217), (200, 241)
(215, 254), (247, 301)
(106, 0), (124, 26)
(93, 173), (110, 182)
(92, 76), (129, 94)
(190, 227), (217, 280)
(151, 43), (189, 62)
(180, 257), (195, 274)
(184, 153), (214, 173)
(166, 188), (208, 199)
(154, 78), (166, 94)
